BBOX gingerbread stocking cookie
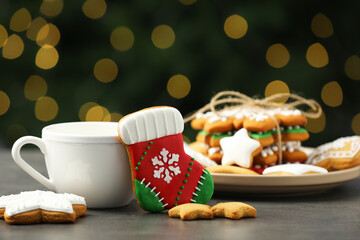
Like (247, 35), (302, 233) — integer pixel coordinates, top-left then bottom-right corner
(118, 106), (214, 212)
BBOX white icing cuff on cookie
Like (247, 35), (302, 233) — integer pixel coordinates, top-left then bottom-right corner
(263, 163), (328, 175)
(0, 190), (86, 217)
(118, 107), (184, 145)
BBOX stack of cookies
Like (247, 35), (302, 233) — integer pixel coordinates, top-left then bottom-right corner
(190, 107), (309, 173)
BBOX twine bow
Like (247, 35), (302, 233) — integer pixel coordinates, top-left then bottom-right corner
(184, 90), (322, 165)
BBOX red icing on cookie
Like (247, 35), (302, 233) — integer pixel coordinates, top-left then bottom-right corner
(129, 133), (204, 207)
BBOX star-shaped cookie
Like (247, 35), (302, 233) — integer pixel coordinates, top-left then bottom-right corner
(0, 191), (87, 224)
(220, 128), (262, 168)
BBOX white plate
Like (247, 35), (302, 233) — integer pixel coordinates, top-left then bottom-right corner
(211, 166), (360, 196)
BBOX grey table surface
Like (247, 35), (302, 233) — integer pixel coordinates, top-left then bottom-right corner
(0, 149), (360, 240)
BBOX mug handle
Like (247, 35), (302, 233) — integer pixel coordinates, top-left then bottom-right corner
(11, 136), (55, 191)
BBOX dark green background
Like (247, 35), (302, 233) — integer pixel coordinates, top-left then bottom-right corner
(0, 0), (359, 148)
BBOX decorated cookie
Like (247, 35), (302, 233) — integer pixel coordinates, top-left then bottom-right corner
(249, 131), (275, 147)
(253, 146), (278, 165)
(306, 136), (360, 171)
(118, 107), (214, 212)
(190, 112), (214, 130)
(168, 203), (213, 220)
(211, 202), (257, 220)
(220, 128), (262, 168)
(209, 132), (233, 147)
(184, 142), (217, 167)
(206, 165), (259, 175)
(207, 147), (223, 163)
(262, 163), (328, 175)
(0, 191), (86, 224)
(204, 116), (234, 133)
(196, 130), (212, 145)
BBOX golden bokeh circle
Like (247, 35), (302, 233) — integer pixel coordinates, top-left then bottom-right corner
(26, 17), (47, 41)
(0, 91), (10, 116)
(351, 113), (360, 135)
(24, 75), (48, 101)
(110, 27), (134, 51)
(93, 58), (118, 83)
(40, 0), (64, 17)
(35, 96), (58, 122)
(306, 43), (329, 68)
(311, 13), (334, 38)
(2, 34), (24, 59)
(36, 23), (60, 47)
(305, 111), (326, 134)
(85, 105), (111, 121)
(266, 43), (290, 68)
(224, 14), (248, 39)
(35, 45), (59, 70)
(264, 80), (290, 103)
(321, 81), (343, 107)
(0, 24), (8, 47)
(344, 55), (360, 80)
(79, 102), (98, 121)
(151, 25), (175, 49)
(10, 8), (31, 32)
(110, 112), (123, 122)
(167, 74), (191, 99)
(82, 0), (107, 20)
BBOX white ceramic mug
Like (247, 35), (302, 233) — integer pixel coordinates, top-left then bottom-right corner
(11, 122), (133, 208)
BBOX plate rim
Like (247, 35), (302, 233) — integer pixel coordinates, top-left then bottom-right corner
(210, 166), (360, 187)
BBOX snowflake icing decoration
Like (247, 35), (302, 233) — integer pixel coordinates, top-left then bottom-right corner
(151, 148), (181, 183)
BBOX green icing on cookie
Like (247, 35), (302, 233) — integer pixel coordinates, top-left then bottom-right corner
(192, 169), (214, 204)
(199, 130), (210, 136)
(249, 131), (272, 139)
(283, 127), (307, 134)
(212, 133), (233, 140)
(134, 179), (165, 212)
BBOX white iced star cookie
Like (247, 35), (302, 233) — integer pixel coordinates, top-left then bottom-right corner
(220, 128), (262, 168)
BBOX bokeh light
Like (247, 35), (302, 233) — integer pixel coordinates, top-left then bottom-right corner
(26, 17), (47, 41)
(0, 25), (8, 47)
(264, 80), (290, 103)
(306, 43), (329, 68)
(179, 0), (197, 5)
(35, 96), (58, 121)
(82, 0), (107, 20)
(351, 113), (360, 135)
(321, 81), (343, 107)
(2, 34), (24, 59)
(266, 43), (290, 68)
(344, 55), (360, 80)
(311, 13), (334, 38)
(40, 0), (64, 17)
(93, 58), (118, 83)
(24, 75), (48, 101)
(35, 45), (59, 70)
(85, 105), (111, 121)
(36, 23), (60, 47)
(0, 91), (10, 116)
(79, 102), (98, 121)
(167, 74), (191, 99)
(110, 112), (123, 122)
(9, 8), (31, 32)
(151, 25), (175, 49)
(110, 26), (134, 51)
(224, 14), (248, 39)
(305, 111), (326, 133)
(6, 124), (28, 144)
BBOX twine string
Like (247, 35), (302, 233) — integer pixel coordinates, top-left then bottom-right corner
(184, 91), (322, 165)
